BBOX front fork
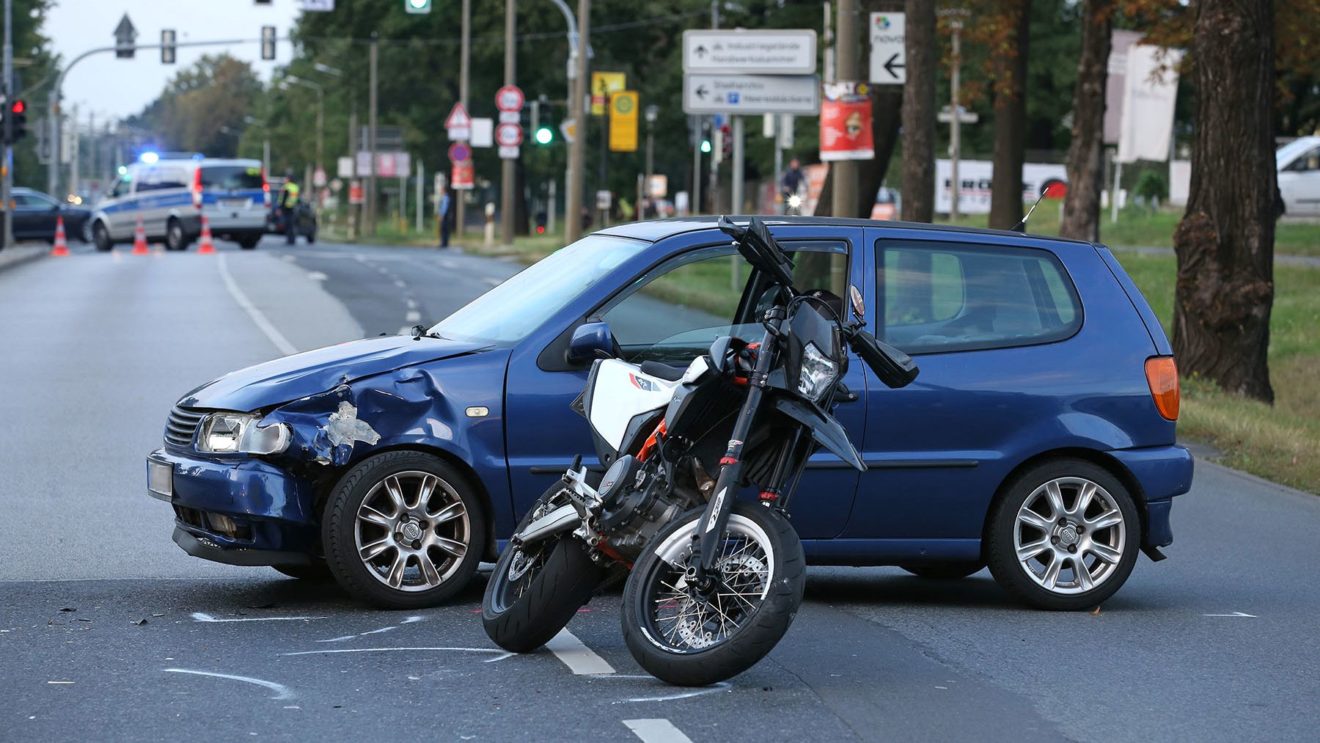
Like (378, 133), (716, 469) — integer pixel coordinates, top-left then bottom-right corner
(694, 315), (781, 583)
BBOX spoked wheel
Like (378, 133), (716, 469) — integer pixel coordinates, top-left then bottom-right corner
(483, 481), (606, 653)
(622, 503), (805, 687)
(986, 459), (1139, 610)
(323, 451), (486, 608)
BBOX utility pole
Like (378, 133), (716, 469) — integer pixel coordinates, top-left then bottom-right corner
(456, 0), (470, 238)
(2, 0), (13, 249)
(690, 116), (701, 215)
(565, 0), (590, 243)
(644, 104), (658, 215)
(348, 109), (358, 239)
(500, 0), (515, 246)
(366, 34), (379, 236)
(832, 0), (858, 218)
(948, 14), (963, 222)
(707, 1), (720, 213)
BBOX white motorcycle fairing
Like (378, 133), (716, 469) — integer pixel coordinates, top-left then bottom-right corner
(586, 359), (681, 453)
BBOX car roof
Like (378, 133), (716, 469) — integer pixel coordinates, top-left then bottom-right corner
(597, 215), (1095, 248)
(1277, 136), (1320, 164)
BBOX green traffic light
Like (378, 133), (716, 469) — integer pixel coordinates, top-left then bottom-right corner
(700, 139), (712, 154)
(535, 127), (554, 145)
(405, 0), (431, 13)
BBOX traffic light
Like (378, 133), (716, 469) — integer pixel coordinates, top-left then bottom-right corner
(534, 126), (554, 145)
(261, 26), (276, 61)
(161, 29), (176, 64)
(7, 99), (27, 143)
(405, 0), (432, 13)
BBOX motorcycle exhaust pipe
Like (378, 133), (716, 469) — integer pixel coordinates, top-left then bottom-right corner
(511, 504), (580, 546)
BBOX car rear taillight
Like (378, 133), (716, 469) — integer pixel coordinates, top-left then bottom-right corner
(262, 168), (271, 206)
(192, 168), (203, 209)
(1145, 356), (1180, 421)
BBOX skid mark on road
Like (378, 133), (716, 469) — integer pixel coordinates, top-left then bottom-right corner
(621, 682), (730, 704)
(191, 612), (324, 623)
(164, 668), (293, 700)
(545, 628), (616, 675)
(623, 718), (694, 742)
(280, 646), (507, 657)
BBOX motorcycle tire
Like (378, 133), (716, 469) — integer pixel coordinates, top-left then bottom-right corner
(482, 485), (606, 653)
(622, 503), (804, 687)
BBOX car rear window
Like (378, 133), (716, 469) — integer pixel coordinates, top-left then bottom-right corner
(876, 241), (1082, 354)
(201, 165), (264, 191)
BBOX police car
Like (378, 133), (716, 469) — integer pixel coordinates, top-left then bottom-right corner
(90, 154), (270, 251)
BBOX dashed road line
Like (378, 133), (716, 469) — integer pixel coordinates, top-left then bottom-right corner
(545, 628), (615, 675)
(623, 719), (693, 743)
(405, 310), (421, 323)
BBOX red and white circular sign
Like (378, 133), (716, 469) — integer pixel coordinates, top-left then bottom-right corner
(495, 123), (523, 147)
(495, 84), (525, 112)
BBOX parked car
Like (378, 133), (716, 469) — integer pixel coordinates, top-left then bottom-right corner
(4, 187), (93, 243)
(90, 156), (269, 251)
(1277, 136), (1320, 217)
(146, 217), (1192, 610)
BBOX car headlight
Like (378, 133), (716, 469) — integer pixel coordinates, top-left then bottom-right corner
(797, 342), (839, 402)
(196, 413), (290, 455)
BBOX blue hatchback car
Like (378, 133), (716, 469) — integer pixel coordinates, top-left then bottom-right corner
(146, 217), (1192, 610)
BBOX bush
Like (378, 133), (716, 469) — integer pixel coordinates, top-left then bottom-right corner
(1133, 170), (1168, 203)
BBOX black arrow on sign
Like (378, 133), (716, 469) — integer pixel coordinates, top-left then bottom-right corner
(695, 85), (709, 99)
(884, 53), (905, 79)
(695, 45), (707, 58)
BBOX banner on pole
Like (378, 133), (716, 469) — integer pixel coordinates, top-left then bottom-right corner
(819, 83), (874, 162)
(609, 91), (639, 152)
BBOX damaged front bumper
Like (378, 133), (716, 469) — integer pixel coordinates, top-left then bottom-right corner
(146, 447), (321, 567)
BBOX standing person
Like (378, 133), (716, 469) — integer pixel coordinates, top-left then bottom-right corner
(278, 171), (301, 245)
(781, 157), (806, 214)
(437, 188), (452, 248)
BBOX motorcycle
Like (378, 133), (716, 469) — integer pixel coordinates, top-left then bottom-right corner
(482, 216), (919, 686)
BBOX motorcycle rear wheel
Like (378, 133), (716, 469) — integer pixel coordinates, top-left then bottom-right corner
(482, 485), (606, 653)
(622, 503), (805, 686)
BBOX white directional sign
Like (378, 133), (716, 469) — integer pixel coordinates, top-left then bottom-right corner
(683, 30), (817, 75)
(869, 12), (906, 84)
(683, 74), (820, 115)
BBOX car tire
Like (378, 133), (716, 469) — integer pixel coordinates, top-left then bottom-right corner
(322, 450), (487, 609)
(238, 236), (261, 250)
(164, 218), (188, 251)
(93, 221), (113, 252)
(986, 458), (1140, 611)
(899, 561), (984, 580)
(273, 562), (335, 582)
(78, 219), (94, 244)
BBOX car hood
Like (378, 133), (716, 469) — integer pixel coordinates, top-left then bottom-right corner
(179, 334), (493, 412)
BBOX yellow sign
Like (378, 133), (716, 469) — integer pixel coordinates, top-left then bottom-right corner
(609, 91), (639, 152)
(590, 71), (626, 116)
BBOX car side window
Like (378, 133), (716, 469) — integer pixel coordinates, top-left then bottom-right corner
(599, 243), (849, 364)
(877, 241), (1081, 354)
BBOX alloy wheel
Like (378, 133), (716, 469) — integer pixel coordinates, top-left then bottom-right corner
(353, 470), (470, 592)
(1012, 476), (1125, 594)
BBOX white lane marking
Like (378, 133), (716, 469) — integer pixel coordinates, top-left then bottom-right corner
(394, 279), (407, 288)
(405, 298), (418, 310)
(280, 647), (507, 657)
(164, 668), (293, 700)
(306, 271), (328, 281)
(405, 310), (421, 323)
(545, 628), (615, 675)
(191, 612), (324, 623)
(398, 325), (414, 335)
(623, 719), (694, 743)
(217, 254), (299, 356)
(622, 682), (730, 704)
(482, 277), (501, 287)
(1203, 611), (1257, 617)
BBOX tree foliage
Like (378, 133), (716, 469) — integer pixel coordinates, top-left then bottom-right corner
(126, 55), (263, 157)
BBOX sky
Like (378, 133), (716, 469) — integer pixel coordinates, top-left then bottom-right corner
(46, 0), (303, 123)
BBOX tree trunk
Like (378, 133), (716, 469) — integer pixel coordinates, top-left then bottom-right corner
(1059, 0), (1112, 242)
(1172, 0), (1277, 403)
(900, 0), (936, 223)
(988, 0), (1030, 230)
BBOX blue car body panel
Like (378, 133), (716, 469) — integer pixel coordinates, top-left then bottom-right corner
(149, 217), (1192, 570)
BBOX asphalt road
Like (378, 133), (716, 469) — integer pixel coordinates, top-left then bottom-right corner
(2, 236), (1318, 742)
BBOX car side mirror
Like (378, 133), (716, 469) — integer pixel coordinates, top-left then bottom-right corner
(567, 322), (618, 365)
(849, 285), (865, 320)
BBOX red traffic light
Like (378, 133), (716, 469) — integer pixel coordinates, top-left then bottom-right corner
(12, 99), (25, 114)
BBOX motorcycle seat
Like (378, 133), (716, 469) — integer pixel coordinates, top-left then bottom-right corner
(639, 360), (686, 382)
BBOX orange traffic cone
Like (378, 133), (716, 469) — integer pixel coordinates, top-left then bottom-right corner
(197, 214), (216, 254)
(51, 215), (70, 256)
(131, 213), (149, 255)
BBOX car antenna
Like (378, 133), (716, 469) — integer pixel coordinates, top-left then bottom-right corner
(1010, 182), (1063, 233)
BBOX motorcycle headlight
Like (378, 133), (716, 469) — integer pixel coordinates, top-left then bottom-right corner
(797, 342), (838, 402)
(196, 413), (290, 455)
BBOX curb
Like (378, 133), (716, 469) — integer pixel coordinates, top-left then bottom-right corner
(0, 245), (47, 274)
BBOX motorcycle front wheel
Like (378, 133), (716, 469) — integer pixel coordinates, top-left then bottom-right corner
(622, 503), (805, 686)
(482, 484), (606, 653)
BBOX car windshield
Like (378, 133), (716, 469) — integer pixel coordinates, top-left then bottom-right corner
(201, 165), (264, 190)
(428, 234), (649, 344)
